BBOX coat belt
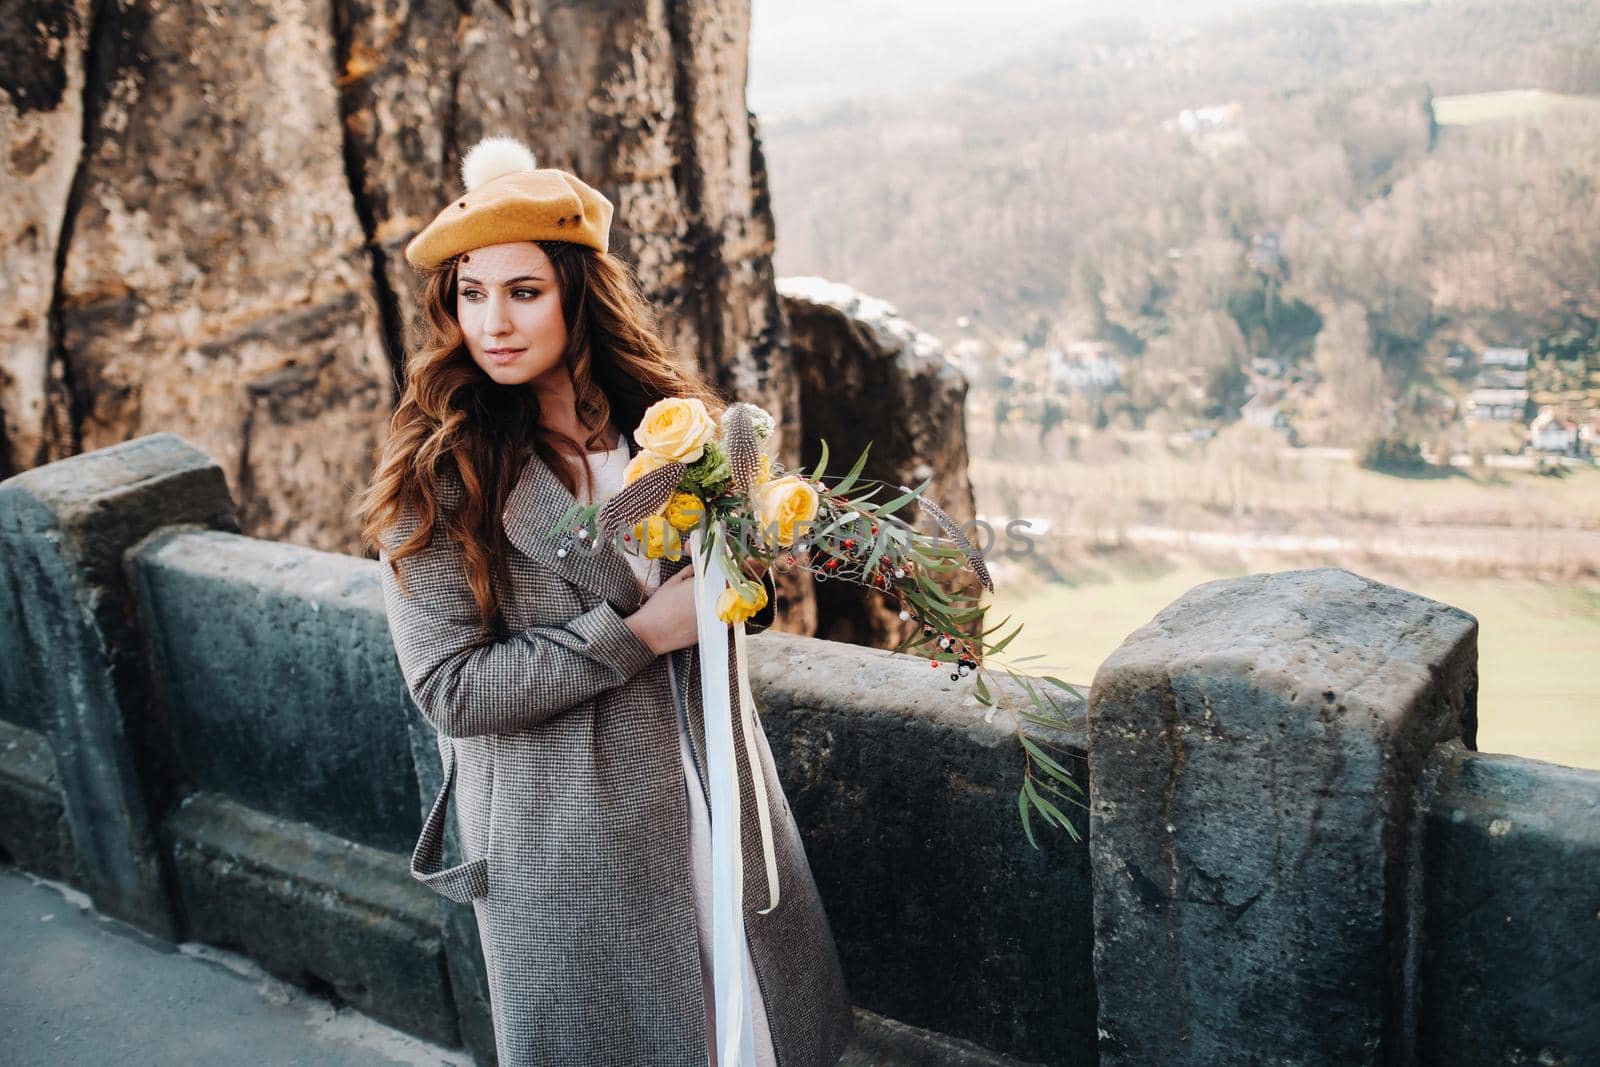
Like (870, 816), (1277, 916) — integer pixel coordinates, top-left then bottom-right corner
(410, 736), (490, 904)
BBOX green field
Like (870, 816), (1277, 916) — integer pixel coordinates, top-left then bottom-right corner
(983, 556), (1600, 771)
(1433, 89), (1600, 126)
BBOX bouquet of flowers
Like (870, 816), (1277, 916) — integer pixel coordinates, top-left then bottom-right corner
(549, 396), (1085, 837)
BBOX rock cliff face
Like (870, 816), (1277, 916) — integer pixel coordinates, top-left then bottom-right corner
(3, 1), (976, 650)
(3, 0), (786, 554)
(777, 277), (979, 649)
(1, 0), (93, 484)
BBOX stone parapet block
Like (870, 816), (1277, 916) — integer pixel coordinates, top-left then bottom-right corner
(0, 433), (239, 935)
(1087, 567), (1477, 1065)
(1418, 742), (1600, 1065)
(163, 791), (457, 1046)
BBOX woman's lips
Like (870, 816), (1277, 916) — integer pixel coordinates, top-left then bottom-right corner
(486, 347), (526, 365)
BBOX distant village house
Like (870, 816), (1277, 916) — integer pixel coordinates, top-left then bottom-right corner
(1527, 406), (1581, 454)
(1046, 342), (1122, 392)
(1465, 346), (1532, 422)
(1480, 346), (1530, 369)
(1465, 388), (1529, 421)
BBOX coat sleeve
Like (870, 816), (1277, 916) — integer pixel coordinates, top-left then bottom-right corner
(379, 505), (658, 738)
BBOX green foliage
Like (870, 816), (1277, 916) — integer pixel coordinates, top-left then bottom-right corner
(1037, 398), (1068, 441)
(1533, 325), (1600, 364)
(1022, 315), (1052, 348)
(1226, 279), (1323, 363)
(766, 3), (1600, 445)
(1357, 433), (1429, 474)
(681, 440), (732, 494)
(1204, 363), (1251, 421)
(1092, 399), (1110, 431)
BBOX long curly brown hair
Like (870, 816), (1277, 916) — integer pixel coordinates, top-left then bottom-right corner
(354, 239), (730, 638)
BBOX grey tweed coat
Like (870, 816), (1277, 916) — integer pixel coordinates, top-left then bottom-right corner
(378, 433), (855, 1067)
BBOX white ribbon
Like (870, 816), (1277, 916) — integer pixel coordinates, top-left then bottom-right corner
(688, 523), (781, 1067)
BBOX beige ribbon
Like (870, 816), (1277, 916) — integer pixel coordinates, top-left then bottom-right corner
(691, 522), (781, 1066)
(733, 615), (781, 916)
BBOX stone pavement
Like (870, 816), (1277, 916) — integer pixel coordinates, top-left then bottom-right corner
(0, 866), (469, 1065)
(2, 864), (1032, 1066)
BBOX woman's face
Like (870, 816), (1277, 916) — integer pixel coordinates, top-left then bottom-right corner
(456, 242), (569, 390)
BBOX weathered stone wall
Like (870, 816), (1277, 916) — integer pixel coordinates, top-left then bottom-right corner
(1417, 742), (1600, 1064)
(5, 434), (1596, 1066)
(0, 433), (1077, 1066)
(1086, 567), (1598, 1067)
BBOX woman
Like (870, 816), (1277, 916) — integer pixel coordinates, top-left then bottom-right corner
(356, 136), (855, 1066)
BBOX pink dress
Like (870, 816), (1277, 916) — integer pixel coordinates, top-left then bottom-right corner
(573, 440), (777, 1067)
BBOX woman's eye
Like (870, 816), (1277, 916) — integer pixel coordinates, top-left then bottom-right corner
(461, 288), (535, 300)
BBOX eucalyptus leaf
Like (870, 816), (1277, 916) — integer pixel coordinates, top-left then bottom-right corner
(1023, 777), (1070, 831)
(1024, 777), (1088, 844)
(877, 476), (933, 520)
(979, 612), (1015, 636)
(862, 526), (890, 576)
(1044, 676), (1084, 698)
(988, 624), (1024, 657)
(551, 502), (582, 540)
(1019, 710), (1077, 731)
(1020, 735), (1073, 782)
(833, 443), (873, 495)
(1038, 773), (1087, 801)
(1018, 789), (1040, 850)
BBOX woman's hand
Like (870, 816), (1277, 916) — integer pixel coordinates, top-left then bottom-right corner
(625, 556), (771, 655)
(624, 560), (699, 654)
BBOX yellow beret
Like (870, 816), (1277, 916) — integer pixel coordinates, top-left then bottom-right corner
(403, 136), (614, 270)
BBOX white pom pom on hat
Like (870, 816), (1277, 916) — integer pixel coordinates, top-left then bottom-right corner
(405, 134), (615, 268)
(460, 136), (539, 192)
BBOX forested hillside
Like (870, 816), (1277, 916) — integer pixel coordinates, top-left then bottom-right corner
(763, 1), (1600, 445)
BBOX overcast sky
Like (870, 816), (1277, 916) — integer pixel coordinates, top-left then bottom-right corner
(746, 0), (1372, 119)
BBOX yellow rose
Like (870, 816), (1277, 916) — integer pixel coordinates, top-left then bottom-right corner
(716, 578), (769, 625)
(755, 453), (772, 486)
(664, 492), (705, 533)
(623, 448), (674, 486)
(635, 397), (717, 464)
(753, 475), (820, 547)
(630, 514), (683, 560)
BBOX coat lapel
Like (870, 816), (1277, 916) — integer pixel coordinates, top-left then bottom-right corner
(502, 427), (658, 613)
(499, 427), (706, 788)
